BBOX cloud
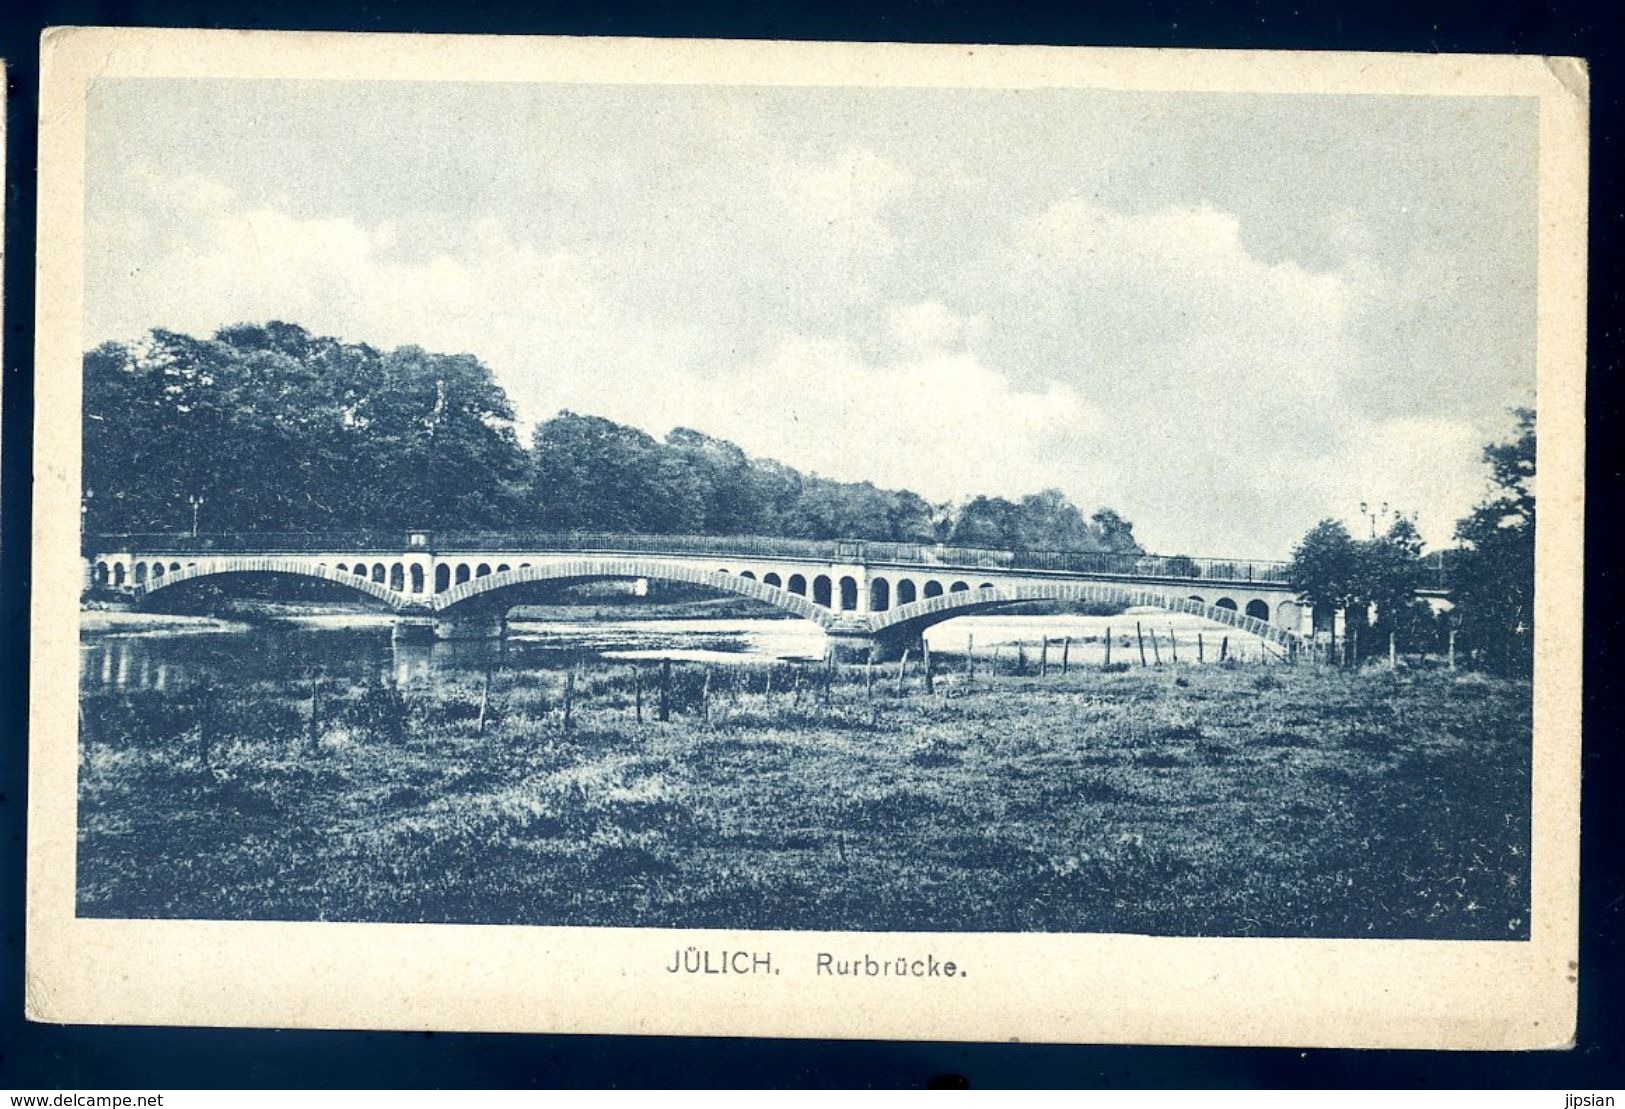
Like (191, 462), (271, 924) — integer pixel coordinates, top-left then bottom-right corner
(83, 165), (1510, 559)
(614, 325), (1102, 504)
(775, 146), (912, 258)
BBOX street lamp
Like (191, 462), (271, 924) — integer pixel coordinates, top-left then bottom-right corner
(1357, 500), (1389, 540)
(187, 494), (205, 538)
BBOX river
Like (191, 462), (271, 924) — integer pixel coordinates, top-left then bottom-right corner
(79, 609), (1276, 697)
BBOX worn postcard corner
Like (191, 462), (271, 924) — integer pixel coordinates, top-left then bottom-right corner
(28, 29), (1585, 1049)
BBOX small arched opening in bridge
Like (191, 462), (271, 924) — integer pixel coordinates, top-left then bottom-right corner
(839, 577), (859, 611)
(94, 562), (110, 586)
(788, 574), (807, 596)
(455, 564), (471, 585)
(371, 563), (387, 583)
(476, 563), (491, 578)
(950, 581), (969, 593)
(388, 563), (405, 591)
(496, 563), (511, 574)
(410, 565), (425, 594)
(813, 575), (833, 607)
(1215, 598), (1237, 611)
(133, 563), (148, 585)
(870, 577), (890, 611)
(151, 562), (165, 578)
(1245, 599), (1270, 621)
(336, 563), (348, 575)
(1189, 595), (1204, 604)
(979, 582), (994, 591)
(435, 564), (451, 592)
(763, 572), (782, 588)
(740, 571), (757, 581)
(896, 579), (917, 605)
(1277, 600), (1302, 629)
(352, 562), (367, 576)
(112, 564), (126, 586)
(923, 580), (943, 598)
(169, 562), (181, 573)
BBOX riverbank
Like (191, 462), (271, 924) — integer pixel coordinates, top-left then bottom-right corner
(77, 659), (1530, 939)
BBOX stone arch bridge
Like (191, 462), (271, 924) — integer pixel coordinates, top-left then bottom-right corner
(87, 532), (1335, 657)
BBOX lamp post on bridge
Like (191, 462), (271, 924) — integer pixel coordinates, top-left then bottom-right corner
(187, 494), (205, 539)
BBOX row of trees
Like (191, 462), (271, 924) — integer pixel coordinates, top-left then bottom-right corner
(1286, 408), (1535, 677)
(84, 322), (1143, 554)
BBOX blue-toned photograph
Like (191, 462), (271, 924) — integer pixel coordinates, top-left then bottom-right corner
(75, 79), (1536, 939)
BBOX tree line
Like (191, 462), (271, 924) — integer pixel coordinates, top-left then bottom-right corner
(1285, 408), (1535, 677)
(83, 322), (1143, 555)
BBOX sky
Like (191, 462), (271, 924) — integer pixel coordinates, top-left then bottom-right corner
(82, 78), (1538, 558)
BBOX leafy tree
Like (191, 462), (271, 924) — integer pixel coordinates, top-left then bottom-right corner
(84, 323), (527, 535)
(1089, 508), (1141, 553)
(1287, 519), (1363, 632)
(950, 495), (1024, 548)
(1351, 516), (1433, 658)
(530, 413), (703, 533)
(1451, 408), (1536, 676)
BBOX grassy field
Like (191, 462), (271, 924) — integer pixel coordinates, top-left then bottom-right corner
(77, 657), (1531, 938)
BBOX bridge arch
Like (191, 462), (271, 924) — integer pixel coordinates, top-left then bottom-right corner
(1245, 599), (1271, 621)
(896, 579), (916, 605)
(788, 574), (807, 596)
(433, 557), (837, 627)
(870, 577), (890, 611)
(763, 572), (782, 588)
(867, 581), (1303, 650)
(923, 580), (943, 599)
(130, 557), (412, 611)
(1214, 597), (1237, 611)
(839, 576), (858, 611)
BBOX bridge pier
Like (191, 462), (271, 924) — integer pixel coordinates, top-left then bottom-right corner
(393, 611), (506, 641)
(825, 625), (918, 663)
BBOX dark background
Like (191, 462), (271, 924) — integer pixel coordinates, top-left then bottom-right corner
(2, 0), (1620, 1089)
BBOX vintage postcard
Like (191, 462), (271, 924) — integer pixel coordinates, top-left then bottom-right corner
(28, 29), (1586, 1047)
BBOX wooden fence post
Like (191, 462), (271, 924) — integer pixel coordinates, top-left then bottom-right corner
(865, 650), (875, 701)
(1389, 631), (1397, 670)
(701, 667), (712, 722)
(307, 671), (322, 749)
(1448, 629), (1457, 671)
(1061, 637), (1071, 675)
(633, 667), (643, 724)
(1168, 626), (1179, 665)
(477, 669), (491, 736)
(1040, 637), (1049, 677)
(563, 669), (575, 731)
(1198, 633), (1205, 664)
(1220, 636), (1229, 663)
(659, 658), (671, 722)
(896, 649), (910, 696)
(923, 641), (935, 694)
(1104, 627), (1112, 669)
(966, 634), (975, 682)
(1136, 622), (1148, 667)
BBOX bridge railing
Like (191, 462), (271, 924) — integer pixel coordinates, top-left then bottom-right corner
(86, 531), (1300, 585)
